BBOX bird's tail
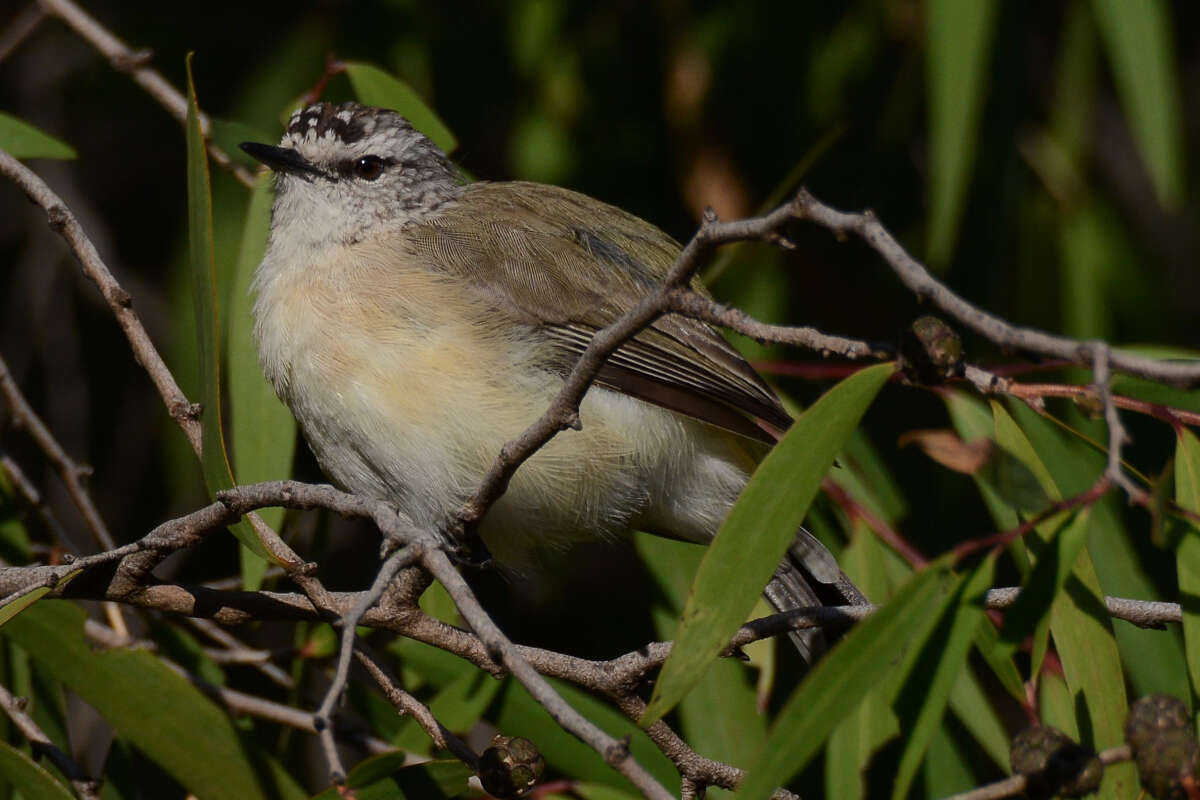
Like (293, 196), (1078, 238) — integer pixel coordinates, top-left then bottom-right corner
(761, 528), (867, 662)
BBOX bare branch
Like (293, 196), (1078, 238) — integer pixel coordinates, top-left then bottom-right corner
(0, 147), (202, 452)
(0, 351), (115, 549)
(35, 0), (257, 188)
(790, 190), (1200, 387)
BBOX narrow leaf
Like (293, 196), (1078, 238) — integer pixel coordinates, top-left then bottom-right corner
(0, 740), (72, 800)
(1091, 0), (1185, 205)
(0, 570), (79, 628)
(642, 363), (893, 725)
(343, 61), (457, 152)
(992, 402), (1133, 798)
(1005, 398), (1189, 700)
(636, 533), (766, 768)
(228, 171), (297, 588)
(2, 601), (304, 800)
(892, 555), (996, 800)
(0, 112), (76, 160)
(1175, 429), (1200, 716)
(185, 54), (276, 562)
(736, 558), (954, 799)
(924, 0), (999, 266)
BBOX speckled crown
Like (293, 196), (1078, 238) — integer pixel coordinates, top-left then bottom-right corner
(282, 102), (416, 149)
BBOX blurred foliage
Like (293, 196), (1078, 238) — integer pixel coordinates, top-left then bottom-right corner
(1, 0), (1199, 798)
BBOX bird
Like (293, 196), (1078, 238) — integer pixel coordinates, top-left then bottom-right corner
(240, 101), (864, 659)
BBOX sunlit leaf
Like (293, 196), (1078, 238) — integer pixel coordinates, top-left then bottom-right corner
(992, 402), (1134, 798)
(643, 363), (893, 725)
(736, 558), (953, 799)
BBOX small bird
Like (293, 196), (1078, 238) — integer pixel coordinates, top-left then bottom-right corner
(241, 102), (864, 659)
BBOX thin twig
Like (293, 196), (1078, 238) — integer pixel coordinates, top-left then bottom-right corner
(0, 351), (116, 549)
(36, 0), (256, 188)
(314, 544), (420, 783)
(0, 147), (202, 452)
(1089, 342), (1144, 500)
(421, 546), (675, 800)
(354, 646), (480, 769)
(790, 190), (1200, 387)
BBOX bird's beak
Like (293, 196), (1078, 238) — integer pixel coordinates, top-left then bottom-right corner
(239, 142), (324, 177)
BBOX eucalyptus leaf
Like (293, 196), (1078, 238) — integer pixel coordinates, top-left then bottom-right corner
(643, 363), (893, 725)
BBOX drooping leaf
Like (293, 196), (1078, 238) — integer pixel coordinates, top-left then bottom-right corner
(643, 362), (893, 725)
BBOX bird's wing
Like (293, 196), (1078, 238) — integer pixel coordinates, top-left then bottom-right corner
(403, 181), (791, 441)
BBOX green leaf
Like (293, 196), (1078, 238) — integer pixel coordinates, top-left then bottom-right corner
(208, 118), (275, 170)
(826, 526), (902, 800)
(185, 54), (276, 563)
(643, 362), (893, 725)
(2, 601), (304, 800)
(0, 740), (72, 800)
(310, 756), (472, 800)
(343, 61), (457, 152)
(0, 570), (79, 629)
(948, 667), (1011, 771)
(0, 112), (76, 160)
(891, 555), (995, 800)
(636, 533), (766, 768)
(736, 558), (954, 799)
(991, 403), (1134, 798)
(1004, 399), (1189, 701)
(1000, 510), (1092, 680)
(572, 785), (644, 800)
(924, 722), (978, 798)
(1090, 0), (1185, 205)
(1175, 428), (1200, 717)
(227, 171), (297, 588)
(924, 0), (999, 266)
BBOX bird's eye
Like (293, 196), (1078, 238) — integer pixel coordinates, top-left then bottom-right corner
(353, 155), (385, 181)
